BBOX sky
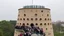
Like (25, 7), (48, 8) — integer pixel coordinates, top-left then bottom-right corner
(0, 0), (64, 21)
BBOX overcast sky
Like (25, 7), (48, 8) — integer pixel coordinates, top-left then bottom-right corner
(0, 0), (64, 21)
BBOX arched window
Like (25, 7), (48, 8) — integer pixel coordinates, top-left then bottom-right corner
(30, 23), (34, 27)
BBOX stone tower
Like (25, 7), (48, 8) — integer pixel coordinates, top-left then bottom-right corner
(14, 5), (54, 36)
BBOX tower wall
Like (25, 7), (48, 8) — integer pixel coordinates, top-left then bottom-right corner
(14, 6), (54, 36)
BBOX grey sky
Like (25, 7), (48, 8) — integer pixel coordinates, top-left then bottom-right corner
(0, 0), (64, 21)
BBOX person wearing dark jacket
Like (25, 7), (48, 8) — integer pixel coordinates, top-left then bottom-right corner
(40, 28), (44, 36)
(40, 30), (43, 36)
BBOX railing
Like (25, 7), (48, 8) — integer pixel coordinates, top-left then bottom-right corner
(23, 5), (45, 8)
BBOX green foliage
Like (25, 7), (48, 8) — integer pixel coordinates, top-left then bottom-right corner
(0, 20), (16, 36)
(0, 29), (3, 36)
(0, 20), (64, 36)
(10, 20), (16, 26)
(54, 32), (64, 36)
(53, 24), (64, 36)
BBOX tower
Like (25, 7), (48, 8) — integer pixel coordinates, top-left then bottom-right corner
(14, 5), (54, 36)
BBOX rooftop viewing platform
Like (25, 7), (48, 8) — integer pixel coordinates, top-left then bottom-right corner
(23, 5), (45, 8)
(19, 5), (50, 10)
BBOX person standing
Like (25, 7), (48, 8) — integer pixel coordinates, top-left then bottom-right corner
(24, 32), (29, 36)
(28, 32), (31, 36)
(19, 33), (22, 36)
(36, 27), (40, 36)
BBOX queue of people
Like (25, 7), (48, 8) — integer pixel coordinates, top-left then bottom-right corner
(16, 24), (45, 36)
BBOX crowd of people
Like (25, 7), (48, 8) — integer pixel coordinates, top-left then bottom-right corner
(15, 24), (45, 36)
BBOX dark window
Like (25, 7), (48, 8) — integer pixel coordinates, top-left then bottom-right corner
(44, 23), (46, 25)
(35, 14), (37, 16)
(20, 23), (21, 25)
(35, 18), (37, 20)
(20, 18), (22, 20)
(45, 18), (46, 20)
(48, 18), (49, 20)
(48, 23), (49, 25)
(23, 18), (25, 20)
(47, 14), (49, 16)
(31, 18), (33, 20)
(36, 23), (38, 25)
(30, 23), (34, 27)
(46, 28), (48, 30)
(41, 10), (43, 12)
(23, 23), (25, 26)
(24, 14), (26, 16)
(27, 23), (29, 25)
(40, 23), (42, 25)
(27, 18), (29, 20)
(40, 18), (42, 21)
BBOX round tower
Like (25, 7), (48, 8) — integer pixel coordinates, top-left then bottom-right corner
(14, 5), (54, 36)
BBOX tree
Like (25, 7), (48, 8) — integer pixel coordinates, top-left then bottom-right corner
(0, 29), (3, 36)
(0, 20), (15, 36)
